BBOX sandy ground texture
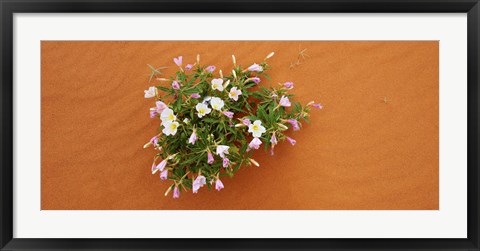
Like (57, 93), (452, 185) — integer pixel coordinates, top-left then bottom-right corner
(41, 41), (438, 210)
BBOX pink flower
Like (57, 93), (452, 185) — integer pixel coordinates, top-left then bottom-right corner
(173, 186), (180, 199)
(188, 129), (197, 145)
(173, 56), (182, 66)
(313, 103), (323, 109)
(190, 93), (201, 99)
(223, 111), (234, 119)
(243, 118), (251, 126)
(287, 137), (296, 146)
(287, 119), (300, 131)
(185, 64), (193, 71)
(156, 101), (167, 113)
(215, 179), (224, 191)
(247, 63), (263, 72)
(160, 169), (168, 180)
(284, 82), (294, 88)
(279, 95), (291, 107)
(248, 137), (262, 150)
(251, 77), (261, 84)
(149, 110), (158, 118)
(150, 135), (159, 146)
(156, 159), (167, 172)
(207, 151), (214, 164)
(270, 133), (278, 145)
(151, 163), (157, 174)
(150, 101), (167, 118)
(222, 157), (230, 168)
(205, 65), (216, 72)
(192, 175), (206, 193)
(172, 81), (180, 90)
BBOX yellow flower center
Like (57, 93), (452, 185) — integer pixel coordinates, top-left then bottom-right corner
(199, 108), (205, 114)
(213, 104), (218, 109)
(168, 114), (174, 120)
(252, 125), (259, 131)
(170, 123), (177, 130)
(230, 91), (236, 96)
(213, 84), (218, 89)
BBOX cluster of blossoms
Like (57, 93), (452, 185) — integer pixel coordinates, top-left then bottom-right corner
(144, 53), (322, 199)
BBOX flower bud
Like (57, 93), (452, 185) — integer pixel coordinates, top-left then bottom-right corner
(249, 158), (260, 167)
(264, 52), (275, 60)
(222, 111), (234, 119)
(277, 123), (289, 130)
(160, 169), (168, 181)
(216, 179), (224, 191)
(207, 151), (214, 164)
(223, 79), (230, 89)
(164, 185), (173, 196)
(232, 55), (236, 66)
(283, 82), (294, 89)
(205, 65), (216, 73)
(287, 137), (297, 146)
(173, 186), (180, 199)
(144, 135), (159, 148)
(219, 69), (223, 78)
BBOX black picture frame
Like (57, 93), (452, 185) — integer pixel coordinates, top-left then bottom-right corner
(1, 0), (479, 250)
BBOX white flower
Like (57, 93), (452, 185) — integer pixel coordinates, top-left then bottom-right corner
(211, 78), (224, 91)
(183, 118), (190, 124)
(216, 145), (230, 158)
(160, 108), (176, 124)
(208, 97), (224, 111)
(144, 87), (156, 98)
(196, 103), (212, 118)
(210, 97), (225, 111)
(162, 121), (179, 136)
(248, 120), (266, 138)
(228, 87), (242, 101)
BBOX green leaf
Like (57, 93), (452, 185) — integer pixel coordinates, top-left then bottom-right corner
(156, 86), (172, 92)
(174, 96), (183, 111)
(257, 105), (268, 121)
(183, 86), (200, 95)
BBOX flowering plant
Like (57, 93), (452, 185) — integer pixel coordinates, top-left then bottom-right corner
(144, 52), (322, 198)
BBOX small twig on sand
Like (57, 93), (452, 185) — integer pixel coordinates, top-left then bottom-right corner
(289, 46), (309, 70)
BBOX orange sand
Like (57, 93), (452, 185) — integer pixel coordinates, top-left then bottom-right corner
(41, 41), (438, 210)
